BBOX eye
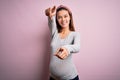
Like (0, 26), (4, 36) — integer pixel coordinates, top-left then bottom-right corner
(64, 15), (68, 18)
(57, 16), (62, 19)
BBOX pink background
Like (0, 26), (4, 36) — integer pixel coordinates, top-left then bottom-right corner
(0, 0), (120, 80)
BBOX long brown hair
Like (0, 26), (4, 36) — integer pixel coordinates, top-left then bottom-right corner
(56, 5), (75, 33)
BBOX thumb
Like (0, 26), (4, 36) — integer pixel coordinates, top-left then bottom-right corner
(54, 48), (63, 56)
(54, 48), (60, 56)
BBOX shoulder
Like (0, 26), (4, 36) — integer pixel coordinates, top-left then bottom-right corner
(71, 31), (80, 36)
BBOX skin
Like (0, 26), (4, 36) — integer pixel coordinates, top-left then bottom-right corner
(45, 6), (70, 60)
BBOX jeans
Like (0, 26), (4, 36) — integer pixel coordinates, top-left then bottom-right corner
(49, 75), (79, 80)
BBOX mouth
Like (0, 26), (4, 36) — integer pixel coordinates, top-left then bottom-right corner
(61, 21), (67, 26)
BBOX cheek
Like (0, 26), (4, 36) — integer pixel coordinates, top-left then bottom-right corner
(57, 19), (62, 24)
(68, 17), (71, 21)
(67, 18), (70, 23)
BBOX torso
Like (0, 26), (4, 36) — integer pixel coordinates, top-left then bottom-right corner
(50, 31), (78, 80)
(58, 31), (71, 39)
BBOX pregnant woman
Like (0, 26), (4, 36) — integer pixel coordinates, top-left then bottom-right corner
(45, 5), (80, 80)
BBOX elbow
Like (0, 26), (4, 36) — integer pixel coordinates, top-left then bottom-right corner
(76, 45), (80, 53)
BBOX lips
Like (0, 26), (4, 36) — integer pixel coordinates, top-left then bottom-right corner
(61, 21), (67, 26)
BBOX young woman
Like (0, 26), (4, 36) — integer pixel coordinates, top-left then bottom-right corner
(45, 5), (80, 80)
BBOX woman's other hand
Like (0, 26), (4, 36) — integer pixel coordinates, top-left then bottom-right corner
(55, 47), (69, 60)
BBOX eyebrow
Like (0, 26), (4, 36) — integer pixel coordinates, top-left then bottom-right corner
(58, 14), (68, 17)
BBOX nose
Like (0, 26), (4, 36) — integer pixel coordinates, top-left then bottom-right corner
(62, 17), (65, 21)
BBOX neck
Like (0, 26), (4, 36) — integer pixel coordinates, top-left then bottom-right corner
(61, 27), (70, 34)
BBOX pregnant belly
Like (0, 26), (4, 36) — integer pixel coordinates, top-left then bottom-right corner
(49, 57), (75, 78)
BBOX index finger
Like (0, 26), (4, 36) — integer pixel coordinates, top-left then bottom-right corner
(52, 6), (56, 13)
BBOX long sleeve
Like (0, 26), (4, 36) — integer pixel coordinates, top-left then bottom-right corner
(62, 32), (80, 54)
(48, 16), (57, 37)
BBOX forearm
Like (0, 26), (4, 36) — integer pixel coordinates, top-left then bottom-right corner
(48, 16), (57, 36)
(62, 44), (80, 54)
(62, 32), (80, 54)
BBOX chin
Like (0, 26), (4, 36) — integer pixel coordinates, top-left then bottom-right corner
(61, 26), (67, 28)
(61, 25), (69, 28)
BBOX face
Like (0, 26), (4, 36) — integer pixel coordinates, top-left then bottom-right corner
(57, 10), (70, 28)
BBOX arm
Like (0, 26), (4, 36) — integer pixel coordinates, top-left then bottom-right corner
(55, 32), (80, 59)
(48, 16), (57, 36)
(62, 32), (80, 54)
(45, 6), (57, 36)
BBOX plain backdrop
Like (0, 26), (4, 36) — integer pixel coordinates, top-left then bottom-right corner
(0, 0), (120, 80)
